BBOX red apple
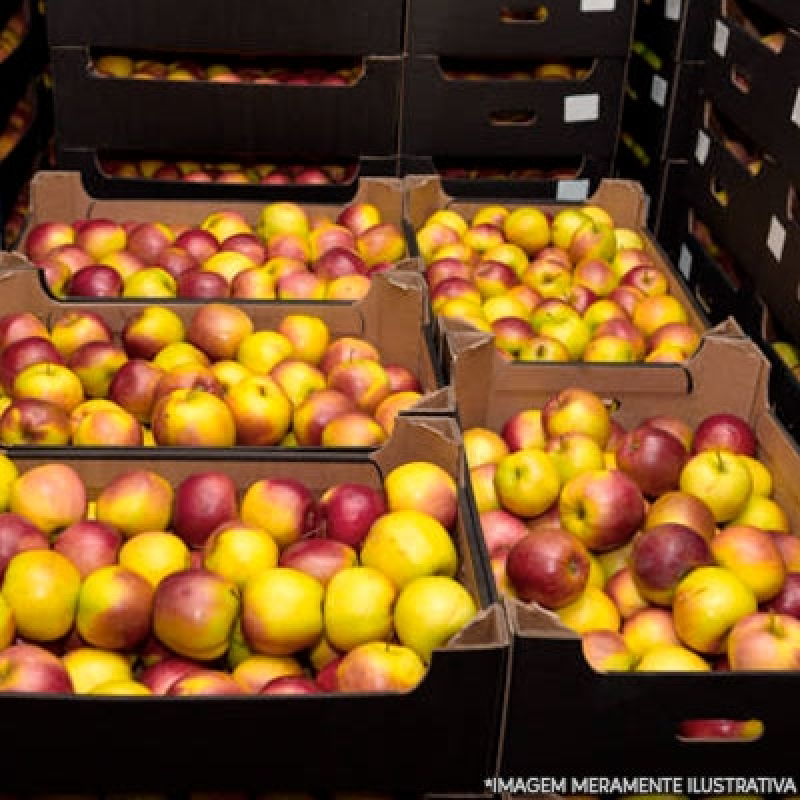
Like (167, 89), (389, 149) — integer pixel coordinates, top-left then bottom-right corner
(318, 483), (388, 549)
(692, 413), (758, 457)
(0, 398), (71, 446)
(0, 642), (74, 693)
(259, 675), (322, 695)
(172, 471), (239, 549)
(629, 523), (714, 606)
(0, 336), (64, 390)
(727, 611), (800, 670)
(138, 656), (204, 695)
(0, 512), (49, 577)
(505, 527), (591, 609)
(615, 424), (689, 497)
(479, 509), (530, 557)
(53, 520), (122, 578)
(177, 269), (231, 298)
(278, 539), (357, 587)
(67, 265), (124, 297)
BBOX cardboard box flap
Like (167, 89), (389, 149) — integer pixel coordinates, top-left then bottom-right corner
(26, 170), (407, 228)
(504, 595), (580, 641)
(445, 321), (771, 431)
(404, 174), (648, 230)
(447, 603), (509, 649)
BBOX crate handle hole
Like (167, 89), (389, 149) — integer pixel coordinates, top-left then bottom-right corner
(489, 109), (536, 126)
(710, 176), (730, 207)
(787, 183), (799, 224)
(730, 64), (752, 94)
(499, 5), (549, 23)
(677, 718), (764, 742)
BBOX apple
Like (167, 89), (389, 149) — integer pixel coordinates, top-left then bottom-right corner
(323, 565), (396, 651)
(241, 566), (324, 656)
(494, 449), (561, 519)
(24, 221), (75, 262)
(107, 359), (166, 423)
(70, 399), (145, 446)
(121, 307), (186, 361)
(581, 629), (636, 672)
(727, 611), (800, 670)
(0, 512), (49, 577)
(220, 232), (268, 265)
(0, 312), (50, 351)
(168, 669), (246, 696)
(279, 538), (357, 587)
(53, 520), (122, 577)
(203, 522), (280, 588)
(559, 469), (646, 552)
(187, 304), (254, 362)
(647, 322), (701, 358)
(337, 202), (382, 237)
(632, 295), (689, 338)
(679, 450), (753, 523)
(152, 364), (224, 405)
(644, 490), (716, 542)
(711, 524), (786, 603)
(621, 607), (681, 658)
(641, 414), (693, 453)
(619, 264), (669, 296)
(615, 424), (688, 497)
(360, 509), (457, 590)
(9, 463), (87, 536)
(541, 387), (612, 448)
(138, 656), (204, 694)
(335, 641), (426, 692)
(764, 573), (800, 619)
(152, 387), (237, 446)
(356, 222), (406, 267)
(556, 585), (621, 634)
(178, 269), (231, 298)
(501, 408), (546, 451)
(240, 478), (318, 550)
(326, 359), (392, 413)
(0, 398), (71, 446)
(692, 412), (758, 457)
(125, 222), (173, 264)
(12, 362), (85, 414)
(629, 523), (713, 606)
(545, 432), (606, 483)
(393, 574), (477, 664)
(0, 336), (63, 391)
(94, 469), (173, 538)
(67, 340), (129, 398)
(572, 258), (618, 296)
(153, 568), (241, 661)
(258, 676), (321, 695)
(318, 483), (387, 548)
(384, 461), (458, 529)
(0, 643), (74, 693)
(672, 565), (758, 654)
(168, 471), (239, 550)
(1, 550), (82, 642)
(231, 653), (305, 692)
(635, 644), (711, 671)
(313, 247), (366, 281)
(505, 527), (591, 609)
(74, 219), (127, 262)
(292, 388), (357, 446)
(604, 566), (648, 619)
(155, 245), (200, 279)
(67, 265), (124, 297)
(75, 564), (154, 650)
(478, 509), (530, 557)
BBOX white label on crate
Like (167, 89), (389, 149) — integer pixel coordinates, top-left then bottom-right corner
(695, 130), (711, 164)
(580, 0), (616, 11)
(665, 0), (682, 21)
(564, 93), (600, 122)
(651, 74), (669, 107)
(714, 21), (730, 58)
(556, 179), (591, 202)
(768, 216), (787, 262)
(792, 87), (800, 128)
(679, 244), (693, 281)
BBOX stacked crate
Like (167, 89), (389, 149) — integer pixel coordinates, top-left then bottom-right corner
(401, 0), (636, 200)
(44, 0), (406, 197)
(0, 0), (48, 248)
(613, 0), (715, 248)
(682, 0), (800, 441)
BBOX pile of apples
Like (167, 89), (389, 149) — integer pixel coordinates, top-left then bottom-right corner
(0, 92), (34, 163)
(92, 53), (361, 86)
(0, 5), (28, 64)
(23, 199), (406, 299)
(466, 387), (800, 677)
(442, 61), (590, 82)
(99, 155), (358, 186)
(437, 161), (582, 183)
(0, 455), (476, 695)
(0, 305), (425, 447)
(415, 202), (702, 362)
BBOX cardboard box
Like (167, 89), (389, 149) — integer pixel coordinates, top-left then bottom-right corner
(50, 47), (402, 158)
(0, 414), (509, 794)
(444, 324), (800, 778)
(623, 54), (705, 161)
(685, 116), (800, 345)
(704, 7), (800, 183)
(399, 154), (613, 202)
(0, 256), (449, 426)
(45, 0), (405, 55)
(633, 0), (716, 63)
(404, 175), (709, 366)
(407, 0), (636, 59)
(55, 147), (401, 202)
(742, 0), (800, 31)
(400, 56), (626, 159)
